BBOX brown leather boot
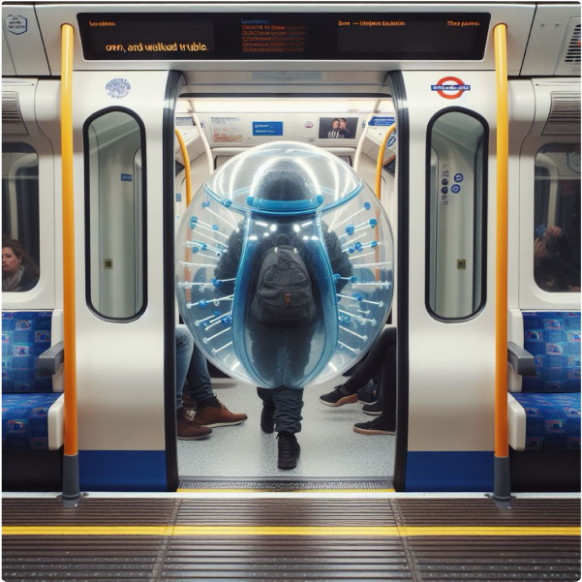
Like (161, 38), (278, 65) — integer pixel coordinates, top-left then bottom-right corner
(193, 397), (248, 428)
(177, 407), (212, 440)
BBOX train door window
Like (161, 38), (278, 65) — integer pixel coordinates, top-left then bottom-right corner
(533, 144), (581, 293)
(426, 110), (488, 320)
(85, 110), (147, 320)
(2, 143), (40, 293)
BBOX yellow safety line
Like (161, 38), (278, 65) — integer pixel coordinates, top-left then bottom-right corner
(3, 525), (579, 537)
(176, 488), (397, 494)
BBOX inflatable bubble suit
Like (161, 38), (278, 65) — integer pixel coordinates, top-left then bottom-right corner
(176, 142), (394, 389)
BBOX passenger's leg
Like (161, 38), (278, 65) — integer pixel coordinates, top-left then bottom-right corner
(273, 386), (303, 469)
(354, 328), (397, 435)
(175, 326), (211, 440)
(320, 327), (395, 407)
(175, 325), (194, 411)
(184, 345), (215, 405)
(257, 387), (276, 433)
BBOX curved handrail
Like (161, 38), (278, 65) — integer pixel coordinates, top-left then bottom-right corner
(175, 128), (192, 207)
(375, 123), (397, 200)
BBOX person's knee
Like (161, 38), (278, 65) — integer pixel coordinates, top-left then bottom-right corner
(175, 325), (194, 355)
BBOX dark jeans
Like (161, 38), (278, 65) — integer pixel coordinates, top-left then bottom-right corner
(257, 386), (304, 434)
(343, 327), (397, 420)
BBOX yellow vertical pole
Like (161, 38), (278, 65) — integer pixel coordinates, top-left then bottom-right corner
(61, 23), (80, 507)
(493, 23), (511, 508)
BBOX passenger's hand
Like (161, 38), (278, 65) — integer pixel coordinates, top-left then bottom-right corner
(546, 226), (563, 238)
(534, 238), (547, 261)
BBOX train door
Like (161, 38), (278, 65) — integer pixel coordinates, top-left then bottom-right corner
(71, 71), (180, 490)
(393, 72), (497, 491)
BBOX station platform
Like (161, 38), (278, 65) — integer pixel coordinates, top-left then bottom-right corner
(2, 493), (580, 580)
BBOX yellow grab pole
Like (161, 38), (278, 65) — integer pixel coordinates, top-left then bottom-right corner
(493, 23), (511, 507)
(175, 129), (192, 207)
(61, 23), (80, 507)
(375, 123), (397, 200)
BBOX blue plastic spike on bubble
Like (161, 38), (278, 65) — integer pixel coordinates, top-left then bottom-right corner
(199, 300), (208, 309)
(224, 200), (232, 207)
(221, 316), (230, 325)
(202, 201), (210, 208)
(215, 279), (223, 288)
(212, 224), (219, 231)
(190, 216), (198, 228)
(355, 242), (363, 251)
(246, 196), (254, 206)
(345, 225), (355, 236)
(316, 194), (324, 205)
(214, 310), (221, 317)
(370, 219), (378, 228)
(352, 293), (364, 302)
(201, 243), (208, 250)
(364, 202), (371, 210)
(349, 247), (356, 254)
(350, 276), (358, 283)
(371, 241), (378, 248)
(191, 247), (199, 254)
(333, 274), (341, 283)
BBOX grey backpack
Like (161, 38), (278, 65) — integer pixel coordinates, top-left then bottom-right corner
(251, 236), (316, 326)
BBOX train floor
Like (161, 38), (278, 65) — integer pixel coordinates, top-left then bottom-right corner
(178, 378), (395, 481)
(2, 493), (580, 580)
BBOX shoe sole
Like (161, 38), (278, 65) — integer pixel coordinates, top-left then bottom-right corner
(358, 399), (378, 405)
(363, 409), (382, 416)
(319, 393), (359, 407)
(353, 426), (395, 435)
(177, 434), (211, 440)
(195, 419), (247, 428)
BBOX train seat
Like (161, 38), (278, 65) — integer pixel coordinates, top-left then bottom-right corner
(2, 311), (64, 452)
(508, 311), (581, 452)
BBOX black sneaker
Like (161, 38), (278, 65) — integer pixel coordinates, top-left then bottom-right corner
(261, 403), (275, 434)
(319, 385), (358, 408)
(362, 401), (382, 416)
(277, 431), (300, 469)
(353, 415), (396, 435)
(357, 384), (378, 405)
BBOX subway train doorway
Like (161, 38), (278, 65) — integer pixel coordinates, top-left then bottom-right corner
(173, 94), (399, 490)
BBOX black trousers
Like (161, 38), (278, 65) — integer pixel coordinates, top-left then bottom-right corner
(342, 327), (397, 420)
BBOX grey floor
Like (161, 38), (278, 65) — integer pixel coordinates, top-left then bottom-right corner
(178, 378), (395, 479)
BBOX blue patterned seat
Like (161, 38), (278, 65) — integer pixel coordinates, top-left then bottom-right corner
(512, 393), (581, 451)
(2, 393), (62, 450)
(2, 311), (63, 451)
(511, 312), (581, 453)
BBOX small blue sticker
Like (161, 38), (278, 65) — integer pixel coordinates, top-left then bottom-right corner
(454, 173), (464, 183)
(105, 78), (131, 99)
(176, 193), (182, 202)
(368, 116), (395, 127)
(5, 15), (27, 35)
(252, 121), (283, 136)
(121, 173), (132, 182)
(451, 184), (461, 194)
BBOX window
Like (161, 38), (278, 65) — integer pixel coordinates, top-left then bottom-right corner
(426, 109), (487, 320)
(85, 110), (146, 319)
(2, 143), (40, 293)
(534, 144), (581, 293)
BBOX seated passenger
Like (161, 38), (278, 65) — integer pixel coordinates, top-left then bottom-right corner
(2, 239), (40, 292)
(175, 325), (247, 440)
(213, 170), (353, 469)
(319, 327), (397, 435)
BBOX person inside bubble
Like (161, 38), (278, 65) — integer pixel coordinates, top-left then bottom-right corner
(213, 169), (353, 469)
(2, 239), (40, 293)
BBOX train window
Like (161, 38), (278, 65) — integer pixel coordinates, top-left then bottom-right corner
(534, 144), (581, 293)
(2, 143), (40, 293)
(426, 109), (487, 321)
(85, 110), (147, 320)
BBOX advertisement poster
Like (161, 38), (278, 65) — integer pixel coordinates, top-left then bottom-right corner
(210, 116), (243, 143)
(319, 117), (358, 139)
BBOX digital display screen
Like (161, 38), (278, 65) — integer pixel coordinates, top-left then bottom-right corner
(78, 13), (490, 61)
(319, 117), (359, 140)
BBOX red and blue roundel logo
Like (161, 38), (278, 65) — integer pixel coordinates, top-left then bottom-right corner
(431, 77), (471, 100)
